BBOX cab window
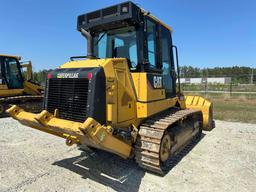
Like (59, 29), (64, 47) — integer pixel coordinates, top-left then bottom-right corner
(146, 19), (157, 69)
(93, 26), (138, 71)
(160, 27), (175, 97)
(3, 57), (23, 89)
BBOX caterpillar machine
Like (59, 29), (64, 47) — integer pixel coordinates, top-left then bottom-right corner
(7, 2), (214, 175)
(0, 54), (43, 117)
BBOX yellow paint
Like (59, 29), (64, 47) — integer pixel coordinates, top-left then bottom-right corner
(7, 58), (214, 159)
(7, 105), (131, 158)
(107, 104), (113, 122)
(137, 97), (179, 118)
(185, 95), (214, 131)
(0, 85), (8, 90)
(23, 81), (43, 95)
(0, 89), (24, 97)
(21, 61), (33, 80)
(64, 59), (214, 130)
(132, 73), (165, 102)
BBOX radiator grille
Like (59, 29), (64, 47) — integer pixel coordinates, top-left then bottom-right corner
(46, 78), (89, 122)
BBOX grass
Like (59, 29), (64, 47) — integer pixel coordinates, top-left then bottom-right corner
(213, 98), (256, 124)
(185, 92), (256, 124)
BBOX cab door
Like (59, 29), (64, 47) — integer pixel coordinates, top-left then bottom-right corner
(144, 17), (176, 99)
(160, 26), (176, 98)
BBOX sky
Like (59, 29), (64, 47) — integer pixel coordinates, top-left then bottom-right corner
(0, 0), (255, 71)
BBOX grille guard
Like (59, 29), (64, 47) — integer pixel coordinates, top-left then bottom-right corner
(7, 105), (131, 158)
(45, 67), (106, 124)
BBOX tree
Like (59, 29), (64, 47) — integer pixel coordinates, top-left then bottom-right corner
(33, 69), (52, 85)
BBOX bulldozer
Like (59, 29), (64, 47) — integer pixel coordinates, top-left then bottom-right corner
(0, 54), (43, 117)
(7, 2), (214, 175)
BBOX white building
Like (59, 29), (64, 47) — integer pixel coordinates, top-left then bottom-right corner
(179, 77), (231, 84)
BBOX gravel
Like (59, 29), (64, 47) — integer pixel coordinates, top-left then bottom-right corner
(0, 118), (255, 192)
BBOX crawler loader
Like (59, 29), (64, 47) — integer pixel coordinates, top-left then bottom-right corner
(0, 54), (43, 117)
(7, 2), (214, 175)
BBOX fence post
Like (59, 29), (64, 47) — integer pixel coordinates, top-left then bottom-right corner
(204, 78), (207, 97)
(251, 69), (254, 84)
(230, 78), (232, 97)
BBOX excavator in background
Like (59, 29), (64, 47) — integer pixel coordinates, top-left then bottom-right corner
(0, 54), (43, 117)
(8, 2), (214, 175)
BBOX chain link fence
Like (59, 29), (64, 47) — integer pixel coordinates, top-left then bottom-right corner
(180, 74), (256, 99)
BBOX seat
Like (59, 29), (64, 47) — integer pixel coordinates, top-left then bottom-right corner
(114, 46), (130, 59)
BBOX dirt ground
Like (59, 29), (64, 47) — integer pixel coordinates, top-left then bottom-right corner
(0, 118), (255, 192)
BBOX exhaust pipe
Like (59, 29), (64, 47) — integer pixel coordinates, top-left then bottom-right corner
(81, 28), (94, 58)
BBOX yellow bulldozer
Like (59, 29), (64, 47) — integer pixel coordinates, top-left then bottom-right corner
(8, 2), (214, 175)
(0, 54), (43, 117)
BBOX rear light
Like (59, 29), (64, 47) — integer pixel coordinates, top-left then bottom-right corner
(87, 73), (93, 79)
(47, 74), (52, 79)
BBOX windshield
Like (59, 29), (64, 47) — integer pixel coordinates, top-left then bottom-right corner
(93, 26), (138, 70)
(1, 57), (23, 89)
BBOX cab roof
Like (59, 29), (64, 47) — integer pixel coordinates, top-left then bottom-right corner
(144, 12), (173, 32)
(77, 1), (173, 33)
(0, 54), (21, 60)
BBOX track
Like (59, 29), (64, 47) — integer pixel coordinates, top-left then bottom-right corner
(0, 95), (43, 117)
(135, 108), (202, 175)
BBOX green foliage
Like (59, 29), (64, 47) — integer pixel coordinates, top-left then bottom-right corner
(33, 69), (52, 85)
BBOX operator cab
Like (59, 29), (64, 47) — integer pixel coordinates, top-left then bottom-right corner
(77, 1), (178, 97)
(0, 55), (24, 89)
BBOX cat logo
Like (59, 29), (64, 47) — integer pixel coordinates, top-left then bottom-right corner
(153, 76), (162, 89)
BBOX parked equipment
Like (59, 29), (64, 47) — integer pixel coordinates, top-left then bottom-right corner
(7, 2), (214, 175)
(0, 54), (43, 117)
